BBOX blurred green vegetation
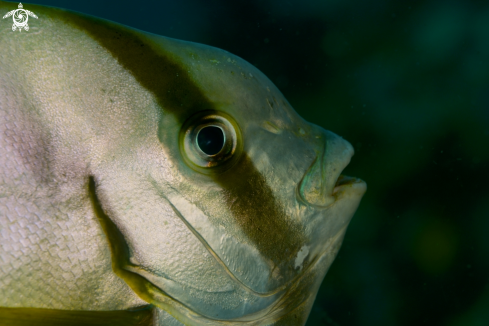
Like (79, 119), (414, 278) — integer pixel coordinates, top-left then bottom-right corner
(22, 0), (489, 325)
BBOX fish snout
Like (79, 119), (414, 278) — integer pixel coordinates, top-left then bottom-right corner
(298, 129), (362, 208)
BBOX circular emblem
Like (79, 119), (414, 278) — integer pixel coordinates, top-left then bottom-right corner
(2, 3), (38, 32)
(13, 9), (28, 30)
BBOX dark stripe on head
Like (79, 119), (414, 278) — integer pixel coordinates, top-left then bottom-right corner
(55, 8), (213, 125)
(214, 154), (305, 266)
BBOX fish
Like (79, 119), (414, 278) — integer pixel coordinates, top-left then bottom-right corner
(0, 2), (366, 325)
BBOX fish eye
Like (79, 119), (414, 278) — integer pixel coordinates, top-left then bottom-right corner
(180, 111), (242, 173)
(197, 126), (225, 156)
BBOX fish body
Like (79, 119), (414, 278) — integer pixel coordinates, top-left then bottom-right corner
(0, 2), (366, 325)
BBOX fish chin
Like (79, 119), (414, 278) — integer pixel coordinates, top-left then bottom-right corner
(262, 230), (348, 324)
(118, 225), (348, 325)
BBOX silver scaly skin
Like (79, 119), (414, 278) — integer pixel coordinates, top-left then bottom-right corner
(0, 2), (366, 325)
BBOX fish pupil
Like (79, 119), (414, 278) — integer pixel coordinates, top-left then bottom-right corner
(197, 126), (224, 155)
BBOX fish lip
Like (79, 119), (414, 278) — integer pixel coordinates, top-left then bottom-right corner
(332, 175), (367, 195)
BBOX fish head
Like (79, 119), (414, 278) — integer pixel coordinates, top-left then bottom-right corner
(155, 35), (366, 286)
(82, 20), (367, 324)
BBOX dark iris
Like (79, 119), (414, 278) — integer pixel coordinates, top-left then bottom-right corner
(197, 126), (224, 155)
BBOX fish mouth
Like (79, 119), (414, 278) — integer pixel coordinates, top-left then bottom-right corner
(298, 131), (366, 208)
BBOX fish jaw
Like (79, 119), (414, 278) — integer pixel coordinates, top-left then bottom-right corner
(295, 127), (366, 274)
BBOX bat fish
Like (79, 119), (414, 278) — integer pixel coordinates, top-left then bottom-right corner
(0, 2), (366, 325)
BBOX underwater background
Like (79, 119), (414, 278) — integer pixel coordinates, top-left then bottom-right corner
(15, 0), (489, 325)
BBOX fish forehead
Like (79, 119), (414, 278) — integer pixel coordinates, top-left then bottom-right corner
(50, 4), (297, 127)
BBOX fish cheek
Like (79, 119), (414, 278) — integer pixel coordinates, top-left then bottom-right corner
(212, 154), (306, 267)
